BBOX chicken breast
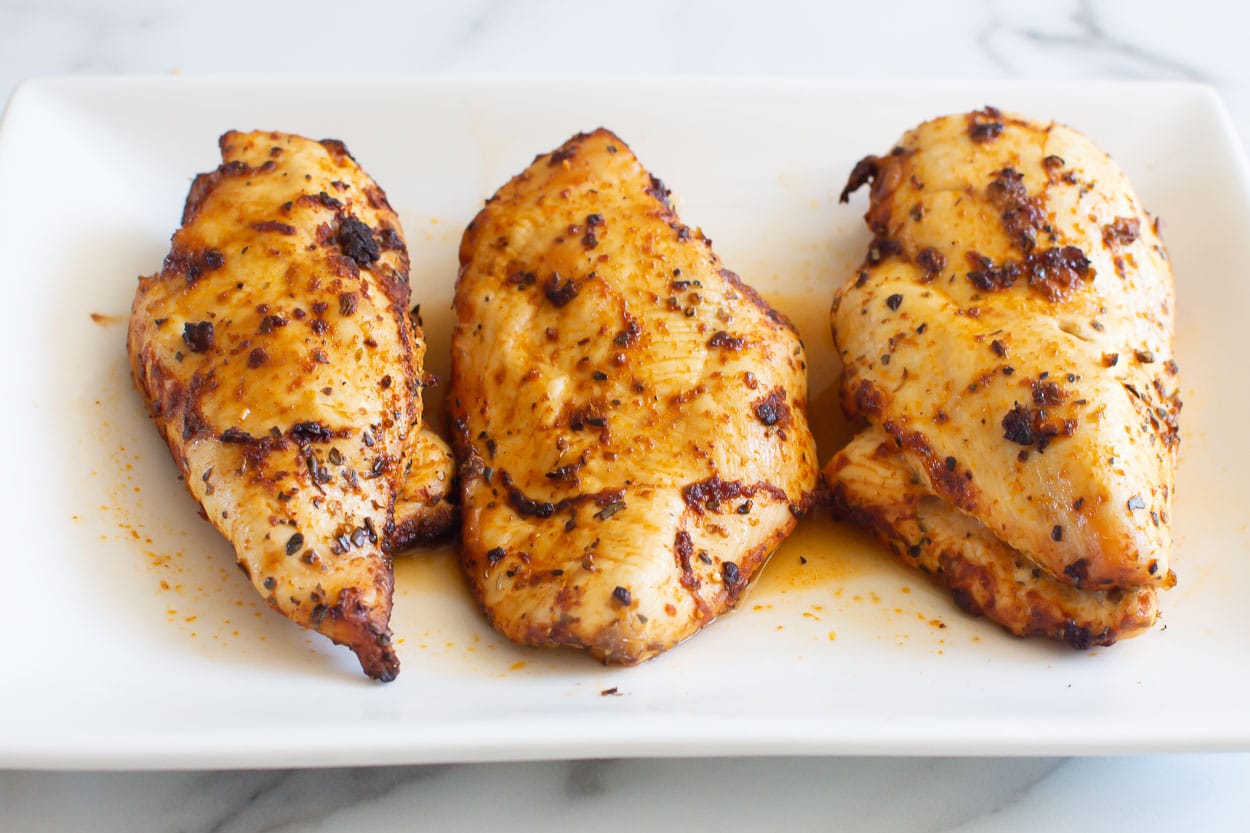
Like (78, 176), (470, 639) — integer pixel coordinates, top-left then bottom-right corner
(829, 427), (1158, 646)
(128, 130), (455, 680)
(827, 108), (1180, 645)
(452, 128), (819, 663)
(388, 426), (456, 552)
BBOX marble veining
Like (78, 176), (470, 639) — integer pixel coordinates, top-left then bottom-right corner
(978, 0), (1210, 82)
(2, 0), (1249, 830)
(5, 756), (1250, 831)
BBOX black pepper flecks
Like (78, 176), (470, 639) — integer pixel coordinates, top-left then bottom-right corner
(708, 331), (746, 351)
(337, 216), (380, 266)
(165, 247), (225, 285)
(258, 313), (287, 334)
(543, 272), (579, 307)
(969, 116), (1004, 142)
(966, 251), (1020, 292)
(1102, 216), (1141, 246)
(182, 321), (215, 353)
(753, 389), (792, 428)
(290, 421), (334, 444)
(1002, 402), (1037, 446)
(916, 247), (946, 278)
(594, 500), (626, 521)
(1001, 400), (1076, 451)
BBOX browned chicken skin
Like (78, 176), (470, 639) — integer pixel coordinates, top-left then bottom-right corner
(452, 129), (819, 663)
(128, 130), (455, 680)
(826, 109), (1180, 646)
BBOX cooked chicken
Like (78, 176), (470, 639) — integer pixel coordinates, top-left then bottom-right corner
(128, 130), (455, 680)
(827, 108), (1180, 646)
(830, 427), (1158, 646)
(388, 427), (456, 552)
(452, 128), (819, 663)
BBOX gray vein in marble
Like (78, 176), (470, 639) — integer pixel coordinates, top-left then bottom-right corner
(1034, 0), (1208, 79)
(203, 772), (292, 833)
(979, 0), (1209, 82)
(202, 766), (450, 833)
(927, 758), (1065, 833)
(387, 0), (502, 72)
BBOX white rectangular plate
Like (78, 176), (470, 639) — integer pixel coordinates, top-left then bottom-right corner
(1, 77), (1245, 769)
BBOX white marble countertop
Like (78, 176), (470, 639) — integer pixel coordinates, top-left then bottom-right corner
(4, 1), (1249, 830)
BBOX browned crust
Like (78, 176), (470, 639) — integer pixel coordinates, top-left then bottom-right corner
(457, 508), (799, 666)
(882, 420), (981, 515)
(717, 267), (799, 335)
(825, 442), (1158, 648)
(386, 498), (458, 551)
(310, 585), (399, 682)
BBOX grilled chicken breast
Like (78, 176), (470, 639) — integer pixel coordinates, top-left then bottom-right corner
(452, 128), (819, 663)
(827, 109), (1180, 647)
(830, 427), (1159, 645)
(388, 426), (456, 552)
(128, 130), (455, 680)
